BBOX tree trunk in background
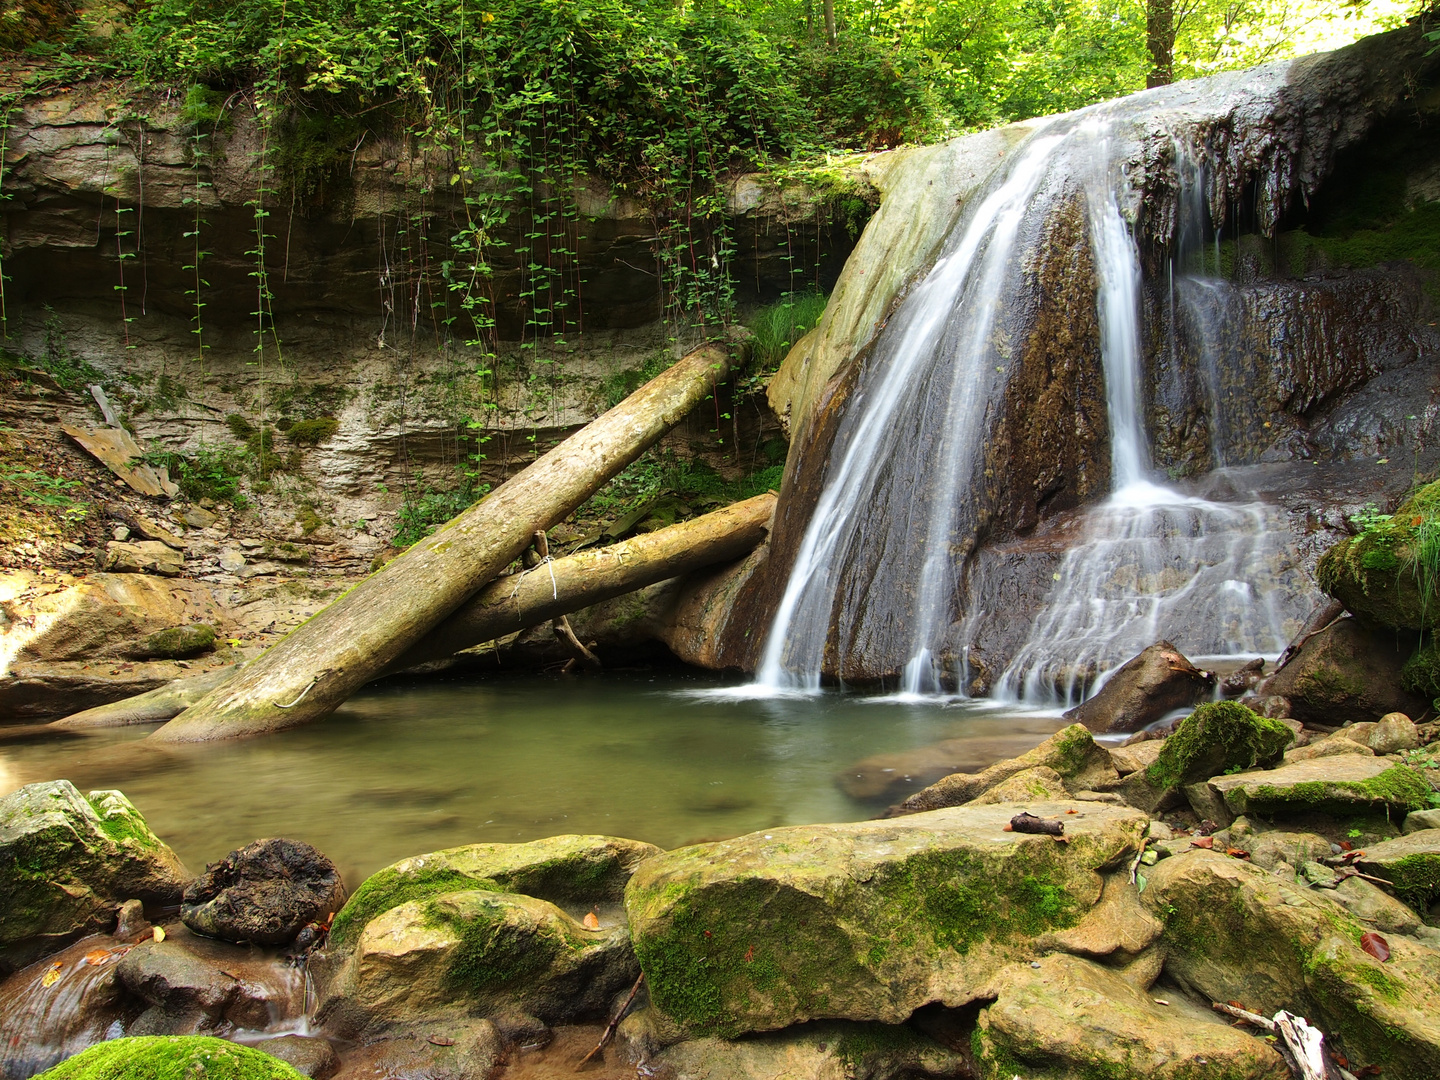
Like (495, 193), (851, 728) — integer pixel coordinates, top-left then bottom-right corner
(824, 0), (837, 46)
(150, 343), (732, 743)
(1147, 0), (1176, 88)
(387, 492), (776, 672)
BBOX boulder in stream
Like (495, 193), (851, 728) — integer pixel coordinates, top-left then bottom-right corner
(0, 780), (190, 976)
(1063, 641), (1215, 734)
(181, 838), (346, 946)
(624, 801), (1147, 1037)
(1260, 617), (1428, 725)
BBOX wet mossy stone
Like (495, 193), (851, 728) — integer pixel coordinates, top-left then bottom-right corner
(974, 953), (1290, 1079)
(36, 1036), (304, 1079)
(1318, 480), (1440, 632)
(315, 890), (636, 1035)
(328, 834), (660, 951)
(1206, 757), (1431, 818)
(133, 624), (217, 660)
(1354, 832), (1440, 909)
(1, 781), (190, 973)
(1143, 852), (1440, 1080)
(1144, 701), (1293, 791)
(624, 801), (1147, 1038)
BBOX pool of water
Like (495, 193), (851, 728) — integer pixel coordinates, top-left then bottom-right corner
(0, 671), (1064, 887)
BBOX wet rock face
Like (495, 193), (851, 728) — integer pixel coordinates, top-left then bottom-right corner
(1261, 618), (1429, 725)
(1064, 641), (1215, 734)
(181, 838), (346, 946)
(0, 781), (191, 976)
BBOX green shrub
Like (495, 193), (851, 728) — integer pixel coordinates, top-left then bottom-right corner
(393, 483), (489, 548)
(748, 291), (827, 371)
(285, 416), (339, 445)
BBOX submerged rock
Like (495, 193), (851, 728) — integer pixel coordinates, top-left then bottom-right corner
(624, 801), (1146, 1037)
(36, 1035), (304, 1079)
(1260, 618), (1427, 724)
(1063, 641), (1215, 735)
(890, 724), (1117, 815)
(1204, 757), (1430, 818)
(181, 838), (346, 946)
(0, 781), (190, 975)
(323, 1021), (501, 1080)
(1144, 851), (1440, 1079)
(974, 954), (1289, 1080)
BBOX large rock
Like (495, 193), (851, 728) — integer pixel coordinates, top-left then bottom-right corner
(1205, 757), (1431, 817)
(890, 725), (1118, 815)
(0, 781), (190, 974)
(1063, 641), (1215, 735)
(1123, 700), (1292, 812)
(182, 838), (346, 946)
(1317, 479), (1440, 632)
(103, 540), (186, 576)
(973, 954), (1289, 1080)
(624, 801), (1147, 1037)
(32, 1035), (304, 1079)
(316, 890), (636, 1036)
(1260, 618), (1428, 724)
(327, 834), (660, 950)
(1144, 851), (1440, 1079)
(250, 1036), (338, 1080)
(1354, 831), (1440, 909)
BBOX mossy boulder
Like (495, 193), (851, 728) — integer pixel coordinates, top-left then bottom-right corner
(1354, 831), (1440, 909)
(1146, 702), (1292, 790)
(1317, 480), (1440, 632)
(1261, 618), (1428, 724)
(624, 801), (1147, 1038)
(1, 781), (190, 975)
(315, 889), (636, 1036)
(973, 953), (1289, 1079)
(36, 1036), (303, 1080)
(328, 834), (660, 951)
(892, 725), (1118, 815)
(129, 624), (217, 661)
(1205, 757), (1431, 818)
(1143, 851), (1440, 1079)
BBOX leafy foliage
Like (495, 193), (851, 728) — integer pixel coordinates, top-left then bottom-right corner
(748, 290), (827, 370)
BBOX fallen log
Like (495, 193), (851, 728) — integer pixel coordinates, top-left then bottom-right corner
(150, 343), (732, 743)
(50, 495), (775, 729)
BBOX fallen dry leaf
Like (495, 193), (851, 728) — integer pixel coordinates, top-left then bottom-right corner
(152, 926), (166, 943)
(583, 912), (600, 930)
(1360, 932), (1391, 962)
(41, 963), (62, 988)
(1226, 848), (1250, 860)
(1191, 837), (1214, 849)
(82, 949), (112, 966)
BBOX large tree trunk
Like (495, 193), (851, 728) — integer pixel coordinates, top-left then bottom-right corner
(388, 492), (775, 672)
(1147, 0), (1176, 88)
(150, 344), (732, 743)
(50, 665), (241, 729)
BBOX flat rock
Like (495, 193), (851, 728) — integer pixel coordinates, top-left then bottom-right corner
(838, 730), (1062, 803)
(1354, 831), (1440, 909)
(1207, 757), (1431, 817)
(1403, 807), (1440, 833)
(1283, 734), (1374, 763)
(1330, 876), (1423, 934)
(625, 801), (1147, 1036)
(891, 725), (1118, 815)
(0, 781), (190, 975)
(182, 838), (347, 946)
(970, 766), (1069, 805)
(252, 1035), (338, 1079)
(1108, 740), (1165, 776)
(328, 834), (661, 950)
(62, 424), (179, 498)
(974, 954), (1289, 1079)
(1143, 851), (1440, 1079)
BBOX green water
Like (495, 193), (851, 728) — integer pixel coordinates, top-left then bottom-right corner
(0, 672), (1063, 887)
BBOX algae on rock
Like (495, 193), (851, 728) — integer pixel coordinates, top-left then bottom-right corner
(35, 1036), (303, 1080)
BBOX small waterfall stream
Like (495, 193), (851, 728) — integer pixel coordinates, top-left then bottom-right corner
(753, 108), (1317, 700)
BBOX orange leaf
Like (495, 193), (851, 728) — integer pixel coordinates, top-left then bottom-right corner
(1226, 848), (1250, 859)
(83, 949), (112, 966)
(1360, 932), (1390, 962)
(1191, 837), (1214, 849)
(582, 912), (600, 930)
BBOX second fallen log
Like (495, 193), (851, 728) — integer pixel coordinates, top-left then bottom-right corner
(150, 343), (732, 743)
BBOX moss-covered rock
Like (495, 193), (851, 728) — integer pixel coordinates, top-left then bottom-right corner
(973, 953), (1289, 1079)
(1317, 480), (1440, 632)
(892, 725), (1118, 815)
(1143, 851), (1440, 1079)
(130, 624), (217, 660)
(1, 781), (190, 975)
(1145, 701), (1292, 790)
(624, 801), (1147, 1038)
(316, 889), (636, 1036)
(1354, 831), (1440, 909)
(971, 766), (1069, 805)
(328, 834), (660, 951)
(36, 1037), (303, 1080)
(1205, 757), (1431, 817)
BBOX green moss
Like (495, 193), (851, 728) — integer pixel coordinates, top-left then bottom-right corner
(85, 792), (162, 851)
(423, 893), (569, 996)
(139, 624), (216, 659)
(1379, 853), (1440, 908)
(1246, 765), (1431, 816)
(1318, 479), (1440, 631)
(832, 1022), (920, 1071)
(1145, 701), (1292, 790)
(284, 417), (338, 446)
(329, 866), (486, 949)
(36, 1036), (303, 1080)
(1294, 666), (1364, 711)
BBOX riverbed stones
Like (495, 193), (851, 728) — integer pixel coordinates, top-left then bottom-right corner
(1062, 641), (1214, 734)
(0, 781), (190, 975)
(1353, 831), (1440, 908)
(1204, 757), (1431, 817)
(104, 540), (186, 576)
(182, 838), (346, 946)
(624, 801), (1146, 1037)
(973, 954), (1290, 1080)
(327, 834), (661, 950)
(1143, 851), (1440, 1079)
(325, 1020), (501, 1080)
(317, 890), (637, 1036)
(890, 725), (1118, 815)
